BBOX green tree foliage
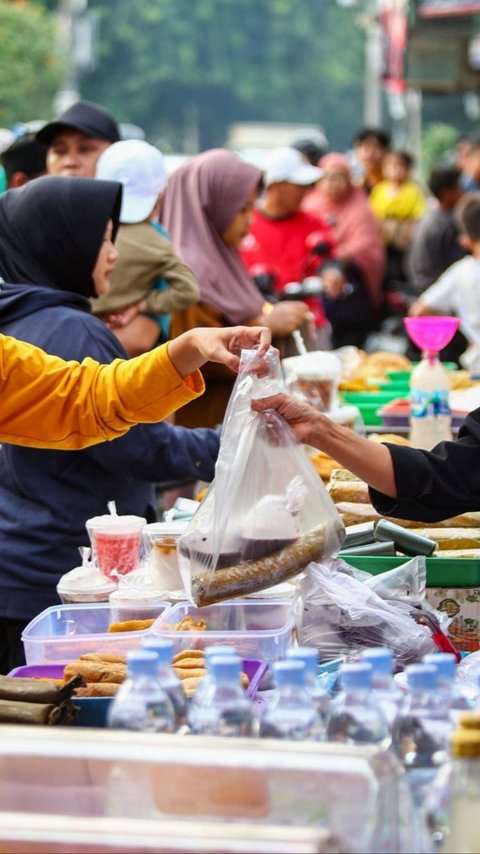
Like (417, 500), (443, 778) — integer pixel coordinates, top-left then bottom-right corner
(0, 0), (63, 126)
(79, 0), (364, 151)
(421, 122), (459, 177)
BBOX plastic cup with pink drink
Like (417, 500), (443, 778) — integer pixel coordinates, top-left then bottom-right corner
(86, 514), (146, 579)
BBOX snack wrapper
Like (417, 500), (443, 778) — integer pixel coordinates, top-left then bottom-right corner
(178, 347), (344, 606)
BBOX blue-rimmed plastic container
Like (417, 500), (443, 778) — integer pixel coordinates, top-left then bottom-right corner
(8, 659), (269, 727)
(21, 601), (170, 665)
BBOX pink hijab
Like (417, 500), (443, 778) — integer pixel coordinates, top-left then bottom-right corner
(161, 149), (264, 324)
(302, 152), (386, 309)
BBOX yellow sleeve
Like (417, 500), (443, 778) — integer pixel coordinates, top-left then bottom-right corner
(0, 335), (205, 450)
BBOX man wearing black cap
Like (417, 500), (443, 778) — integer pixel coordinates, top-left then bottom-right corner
(37, 100), (120, 179)
(1, 133), (47, 188)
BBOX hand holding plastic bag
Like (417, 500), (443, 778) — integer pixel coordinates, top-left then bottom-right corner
(178, 347), (344, 606)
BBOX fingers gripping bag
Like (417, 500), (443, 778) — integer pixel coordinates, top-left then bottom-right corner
(178, 347), (344, 606)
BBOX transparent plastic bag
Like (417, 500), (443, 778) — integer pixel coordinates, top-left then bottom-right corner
(297, 558), (437, 667)
(178, 348), (344, 606)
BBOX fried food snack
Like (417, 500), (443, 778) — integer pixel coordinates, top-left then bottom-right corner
(80, 653), (127, 665)
(169, 615), (207, 632)
(328, 481), (370, 504)
(192, 523), (327, 607)
(74, 682), (120, 698)
(107, 618), (156, 633)
(172, 649), (204, 664)
(64, 660), (126, 684)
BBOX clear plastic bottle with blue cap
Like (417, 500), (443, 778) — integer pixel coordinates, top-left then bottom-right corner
(360, 647), (404, 726)
(423, 653), (473, 723)
(259, 660), (322, 741)
(392, 663), (453, 808)
(188, 644), (237, 711)
(187, 654), (257, 737)
(142, 637), (186, 725)
(327, 662), (390, 746)
(107, 650), (176, 733)
(286, 646), (329, 733)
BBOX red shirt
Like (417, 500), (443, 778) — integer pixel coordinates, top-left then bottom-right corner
(240, 209), (335, 326)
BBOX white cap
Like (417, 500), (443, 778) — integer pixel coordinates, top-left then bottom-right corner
(96, 139), (168, 224)
(264, 146), (323, 187)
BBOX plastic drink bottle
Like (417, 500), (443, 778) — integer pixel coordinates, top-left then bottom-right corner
(409, 353), (452, 449)
(188, 644), (237, 711)
(439, 712), (480, 854)
(107, 650), (175, 733)
(142, 637), (186, 725)
(392, 664), (452, 808)
(423, 653), (473, 723)
(260, 660), (324, 741)
(286, 646), (329, 733)
(327, 662), (390, 746)
(361, 647), (404, 725)
(187, 654), (257, 737)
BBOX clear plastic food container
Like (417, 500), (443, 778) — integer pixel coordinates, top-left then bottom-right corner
(142, 520), (189, 593)
(21, 601), (170, 664)
(152, 599), (293, 661)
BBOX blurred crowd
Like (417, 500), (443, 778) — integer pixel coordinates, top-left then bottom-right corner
(1, 98), (480, 669)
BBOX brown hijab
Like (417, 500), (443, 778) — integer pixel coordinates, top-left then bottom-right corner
(161, 149), (264, 324)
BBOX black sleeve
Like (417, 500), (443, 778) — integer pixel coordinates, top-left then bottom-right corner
(369, 408), (480, 521)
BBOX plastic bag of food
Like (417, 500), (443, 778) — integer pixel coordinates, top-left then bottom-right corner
(297, 558), (439, 667)
(178, 347), (344, 606)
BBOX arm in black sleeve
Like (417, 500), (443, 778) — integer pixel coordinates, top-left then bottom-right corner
(369, 408), (480, 521)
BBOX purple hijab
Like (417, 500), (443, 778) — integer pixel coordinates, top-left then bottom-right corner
(161, 149), (264, 324)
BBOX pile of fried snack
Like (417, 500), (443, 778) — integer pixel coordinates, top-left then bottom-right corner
(64, 615), (248, 698)
(313, 432), (480, 558)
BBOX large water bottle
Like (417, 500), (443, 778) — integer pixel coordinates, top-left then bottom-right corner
(409, 354), (452, 449)
(107, 650), (176, 733)
(260, 660), (323, 741)
(423, 653), (473, 723)
(187, 654), (257, 737)
(327, 662), (390, 746)
(142, 637), (187, 725)
(392, 663), (452, 808)
(286, 646), (329, 732)
(361, 647), (404, 726)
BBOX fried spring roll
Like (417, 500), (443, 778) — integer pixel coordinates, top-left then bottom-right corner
(64, 660), (126, 684)
(192, 523), (327, 607)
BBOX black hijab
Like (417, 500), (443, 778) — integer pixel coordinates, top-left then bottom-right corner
(0, 175), (122, 298)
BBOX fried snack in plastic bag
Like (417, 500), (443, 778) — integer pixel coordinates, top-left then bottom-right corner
(178, 348), (344, 606)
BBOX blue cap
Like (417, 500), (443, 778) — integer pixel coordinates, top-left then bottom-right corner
(286, 647), (318, 677)
(141, 638), (174, 666)
(341, 662), (373, 690)
(361, 647), (394, 676)
(274, 660), (306, 687)
(127, 650), (159, 677)
(205, 644), (236, 662)
(406, 664), (438, 692)
(423, 653), (456, 681)
(209, 655), (241, 683)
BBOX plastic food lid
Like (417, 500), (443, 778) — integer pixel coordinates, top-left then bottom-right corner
(143, 520), (189, 538)
(86, 514), (146, 532)
(283, 351), (341, 381)
(57, 565), (117, 594)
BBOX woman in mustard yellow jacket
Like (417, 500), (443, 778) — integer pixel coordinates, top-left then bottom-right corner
(0, 325), (270, 450)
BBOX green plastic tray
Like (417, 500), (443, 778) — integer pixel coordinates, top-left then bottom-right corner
(342, 554), (480, 588)
(343, 391), (406, 404)
(386, 363), (457, 382)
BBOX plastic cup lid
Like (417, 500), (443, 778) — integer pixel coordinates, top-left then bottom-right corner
(86, 514), (146, 533)
(142, 521), (189, 538)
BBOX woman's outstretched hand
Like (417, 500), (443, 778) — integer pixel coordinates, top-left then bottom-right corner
(167, 325), (272, 377)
